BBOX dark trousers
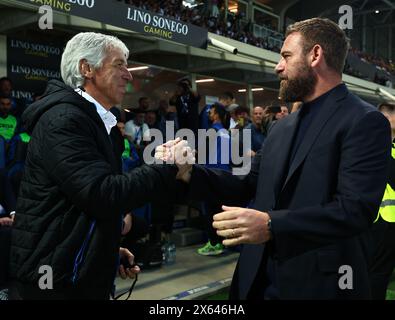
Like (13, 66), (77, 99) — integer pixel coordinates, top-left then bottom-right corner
(0, 226), (11, 287)
(0, 169), (16, 213)
(369, 217), (395, 300)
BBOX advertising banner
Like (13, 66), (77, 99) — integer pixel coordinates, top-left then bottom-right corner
(15, 0), (208, 48)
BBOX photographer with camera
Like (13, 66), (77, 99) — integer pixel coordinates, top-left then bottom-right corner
(260, 102), (290, 137)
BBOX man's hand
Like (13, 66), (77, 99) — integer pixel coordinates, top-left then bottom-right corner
(121, 213), (132, 236)
(155, 137), (195, 183)
(119, 247), (140, 279)
(212, 206), (272, 246)
(0, 217), (13, 227)
(247, 150), (256, 157)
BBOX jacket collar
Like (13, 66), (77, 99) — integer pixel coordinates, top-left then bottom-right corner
(272, 83), (349, 197)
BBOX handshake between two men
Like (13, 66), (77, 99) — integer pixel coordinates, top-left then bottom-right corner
(154, 138), (273, 247)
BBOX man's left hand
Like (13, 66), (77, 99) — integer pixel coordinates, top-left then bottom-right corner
(119, 247), (140, 279)
(212, 206), (272, 246)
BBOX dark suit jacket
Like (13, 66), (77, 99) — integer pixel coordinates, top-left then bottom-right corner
(189, 84), (392, 299)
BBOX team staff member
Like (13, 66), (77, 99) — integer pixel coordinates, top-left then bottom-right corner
(168, 18), (391, 299)
(369, 102), (395, 300)
(9, 32), (189, 300)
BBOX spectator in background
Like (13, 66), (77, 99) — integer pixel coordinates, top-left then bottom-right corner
(158, 99), (179, 140)
(275, 105), (289, 120)
(123, 97), (150, 123)
(231, 105), (251, 163)
(117, 121), (140, 172)
(226, 103), (239, 129)
(259, 103), (278, 137)
(0, 95), (19, 143)
(125, 108), (150, 152)
(173, 78), (200, 139)
(199, 91), (234, 130)
(197, 102), (230, 256)
(138, 96), (150, 112)
(244, 106), (265, 156)
(0, 77), (25, 119)
(145, 110), (159, 129)
(234, 105), (250, 129)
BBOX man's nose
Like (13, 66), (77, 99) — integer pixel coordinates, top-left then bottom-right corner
(275, 59), (284, 74)
(123, 67), (133, 81)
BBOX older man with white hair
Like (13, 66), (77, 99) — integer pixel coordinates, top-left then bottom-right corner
(9, 32), (192, 300)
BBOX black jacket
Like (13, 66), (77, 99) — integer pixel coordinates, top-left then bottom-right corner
(189, 84), (391, 299)
(10, 80), (178, 298)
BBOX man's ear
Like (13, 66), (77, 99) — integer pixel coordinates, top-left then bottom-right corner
(310, 44), (324, 68)
(79, 59), (94, 80)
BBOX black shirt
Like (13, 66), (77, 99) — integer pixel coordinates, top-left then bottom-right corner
(289, 84), (344, 165)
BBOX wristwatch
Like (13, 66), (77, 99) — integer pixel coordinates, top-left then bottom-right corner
(267, 218), (272, 232)
(267, 218), (273, 240)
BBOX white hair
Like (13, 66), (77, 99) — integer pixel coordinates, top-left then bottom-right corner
(61, 32), (129, 88)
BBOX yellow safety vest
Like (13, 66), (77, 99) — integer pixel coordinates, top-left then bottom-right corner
(374, 144), (395, 223)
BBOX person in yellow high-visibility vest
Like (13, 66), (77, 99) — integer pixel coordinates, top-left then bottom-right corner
(369, 102), (395, 300)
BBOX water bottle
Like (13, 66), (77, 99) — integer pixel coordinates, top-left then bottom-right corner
(165, 242), (176, 264)
(161, 242), (168, 264)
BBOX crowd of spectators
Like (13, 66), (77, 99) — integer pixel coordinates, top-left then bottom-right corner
(350, 47), (395, 76)
(348, 47), (395, 87)
(117, 0), (394, 86)
(118, 0), (282, 52)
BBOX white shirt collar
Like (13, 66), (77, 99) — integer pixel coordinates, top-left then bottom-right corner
(229, 118), (237, 129)
(75, 88), (117, 135)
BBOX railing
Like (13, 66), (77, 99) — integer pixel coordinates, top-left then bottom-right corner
(253, 24), (283, 48)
